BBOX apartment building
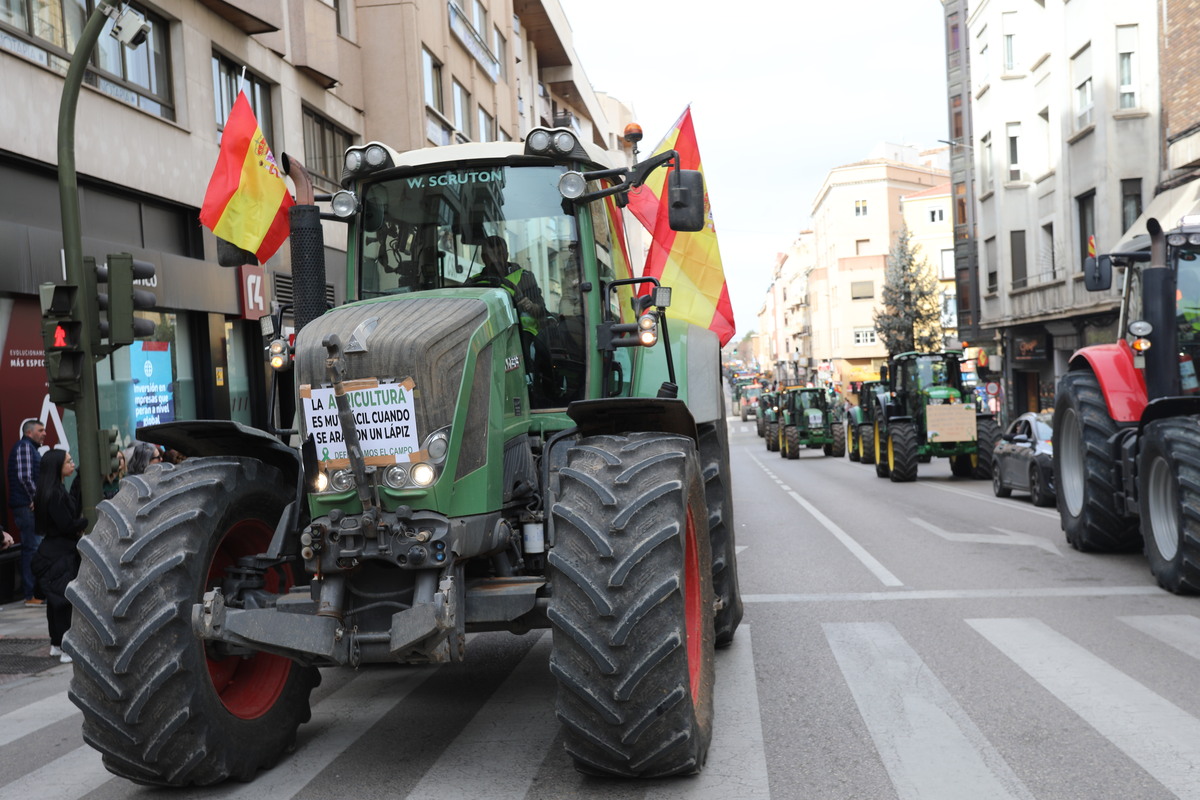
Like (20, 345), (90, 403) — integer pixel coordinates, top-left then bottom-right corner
(954, 0), (1159, 415)
(901, 181), (959, 348)
(0, 0), (625, 474)
(805, 149), (949, 390)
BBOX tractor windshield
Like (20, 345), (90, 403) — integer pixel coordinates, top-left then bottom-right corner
(358, 165), (582, 316)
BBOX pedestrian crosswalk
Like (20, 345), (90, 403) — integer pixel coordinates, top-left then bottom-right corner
(5, 615), (1200, 798)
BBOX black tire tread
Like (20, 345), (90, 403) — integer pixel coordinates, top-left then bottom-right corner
(549, 433), (715, 777)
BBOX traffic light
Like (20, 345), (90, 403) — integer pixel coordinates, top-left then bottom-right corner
(40, 282), (85, 405)
(98, 428), (121, 476)
(99, 253), (157, 346)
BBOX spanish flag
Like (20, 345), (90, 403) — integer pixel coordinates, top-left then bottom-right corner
(200, 91), (293, 264)
(627, 107), (735, 346)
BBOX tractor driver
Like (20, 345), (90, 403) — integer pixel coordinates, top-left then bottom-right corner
(470, 236), (548, 336)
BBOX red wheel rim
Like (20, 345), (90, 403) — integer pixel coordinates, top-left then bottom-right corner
(683, 507), (703, 702)
(205, 518), (293, 720)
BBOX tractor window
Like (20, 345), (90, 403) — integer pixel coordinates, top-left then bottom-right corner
(1176, 249), (1200, 349)
(356, 165), (585, 408)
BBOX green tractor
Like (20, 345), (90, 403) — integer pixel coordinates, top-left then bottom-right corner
(777, 387), (846, 459)
(849, 380), (886, 465)
(756, 388), (776, 439)
(66, 129), (743, 783)
(762, 389), (781, 451)
(872, 351), (999, 482)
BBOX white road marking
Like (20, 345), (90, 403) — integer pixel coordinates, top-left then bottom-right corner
(743, 586), (1165, 603)
(909, 517), (1062, 555)
(825, 621), (1035, 800)
(1120, 614), (1200, 660)
(970, 617), (1200, 799)
(651, 627), (770, 799)
(405, 634), (557, 800)
(752, 455), (903, 587)
(0, 690), (77, 747)
(212, 664), (437, 800)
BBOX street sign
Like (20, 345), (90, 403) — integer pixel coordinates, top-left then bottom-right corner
(986, 381), (1000, 396)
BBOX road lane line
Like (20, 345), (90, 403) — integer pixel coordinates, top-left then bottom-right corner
(650, 626), (770, 800)
(969, 617), (1200, 799)
(743, 586), (1165, 603)
(405, 633), (557, 800)
(751, 455), (903, 587)
(825, 621), (1035, 800)
(0, 690), (77, 747)
(1120, 614), (1200, 659)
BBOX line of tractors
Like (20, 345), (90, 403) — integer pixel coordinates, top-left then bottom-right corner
(749, 350), (999, 482)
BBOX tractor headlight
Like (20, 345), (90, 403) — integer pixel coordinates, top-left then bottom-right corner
(328, 469), (356, 492)
(382, 464), (410, 489)
(552, 131), (577, 155)
(267, 338), (291, 371)
(423, 428), (450, 463)
(410, 462), (437, 487)
(330, 190), (359, 218)
(558, 171), (587, 199)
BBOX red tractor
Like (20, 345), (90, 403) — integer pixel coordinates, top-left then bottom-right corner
(1054, 214), (1200, 593)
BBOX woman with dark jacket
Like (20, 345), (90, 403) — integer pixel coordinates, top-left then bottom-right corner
(30, 449), (86, 664)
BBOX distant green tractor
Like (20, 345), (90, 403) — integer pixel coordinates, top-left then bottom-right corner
(872, 351), (1000, 482)
(777, 387), (846, 459)
(849, 380), (886, 465)
(757, 389), (777, 439)
(762, 390), (782, 451)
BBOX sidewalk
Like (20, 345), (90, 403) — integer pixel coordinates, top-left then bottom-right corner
(0, 601), (62, 684)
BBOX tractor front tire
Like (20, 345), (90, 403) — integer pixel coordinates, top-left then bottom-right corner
(65, 457), (320, 786)
(859, 425), (876, 465)
(848, 425), (861, 462)
(971, 417), (1000, 480)
(1054, 371), (1141, 552)
(786, 426), (800, 460)
(1140, 418), (1200, 594)
(830, 422), (846, 458)
(549, 433), (715, 777)
(874, 422), (890, 478)
(698, 421), (743, 647)
(950, 453), (974, 477)
(888, 422), (919, 482)
(766, 423), (779, 452)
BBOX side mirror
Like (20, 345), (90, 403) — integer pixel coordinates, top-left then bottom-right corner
(1083, 254), (1112, 292)
(668, 169), (705, 232)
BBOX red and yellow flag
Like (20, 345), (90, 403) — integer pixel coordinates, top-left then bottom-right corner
(200, 91), (293, 264)
(627, 107), (735, 346)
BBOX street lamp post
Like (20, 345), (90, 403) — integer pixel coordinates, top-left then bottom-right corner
(57, 1), (147, 524)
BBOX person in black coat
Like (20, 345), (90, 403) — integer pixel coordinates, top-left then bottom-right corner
(30, 449), (86, 663)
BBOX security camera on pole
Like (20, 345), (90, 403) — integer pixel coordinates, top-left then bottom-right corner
(45, 1), (154, 525)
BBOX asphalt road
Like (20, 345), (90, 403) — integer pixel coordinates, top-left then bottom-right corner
(1, 412), (1198, 799)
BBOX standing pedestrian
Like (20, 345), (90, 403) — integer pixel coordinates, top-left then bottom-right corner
(126, 443), (163, 476)
(30, 449), (85, 663)
(7, 418), (45, 607)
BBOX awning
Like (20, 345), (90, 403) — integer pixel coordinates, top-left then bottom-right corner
(1111, 179), (1200, 253)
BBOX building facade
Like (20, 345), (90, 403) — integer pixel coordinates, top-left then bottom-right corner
(954, 0), (1159, 417)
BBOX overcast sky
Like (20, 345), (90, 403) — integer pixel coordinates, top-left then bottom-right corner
(556, 1), (951, 338)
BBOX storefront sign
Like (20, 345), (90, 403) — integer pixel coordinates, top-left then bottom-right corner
(131, 341), (175, 427)
(1013, 335), (1047, 361)
(239, 264), (267, 320)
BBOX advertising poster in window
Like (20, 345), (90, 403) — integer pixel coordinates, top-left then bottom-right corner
(131, 341), (175, 427)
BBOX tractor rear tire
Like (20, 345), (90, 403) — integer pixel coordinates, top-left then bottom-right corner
(778, 424), (788, 458)
(697, 421), (743, 647)
(549, 433), (715, 777)
(1140, 418), (1200, 594)
(971, 417), (1000, 480)
(786, 426), (800, 460)
(1054, 371), (1141, 552)
(859, 425), (875, 465)
(65, 457), (320, 786)
(888, 422), (919, 482)
(830, 422), (846, 458)
(766, 423), (779, 452)
(874, 422), (890, 478)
